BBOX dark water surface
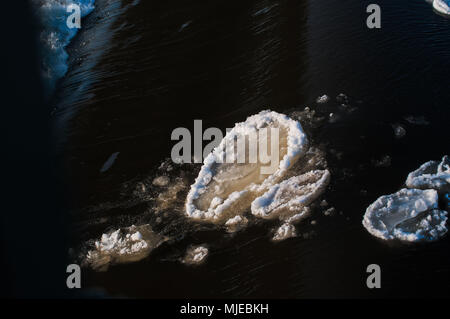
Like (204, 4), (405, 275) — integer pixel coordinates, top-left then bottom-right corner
(55, 0), (450, 298)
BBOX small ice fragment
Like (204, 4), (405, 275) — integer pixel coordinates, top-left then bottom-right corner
(225, 215), (249, 233)
(323, 207), (335, 216)
(405, 155), (450, 193)
(328, 113), (339, 123)
(316, 95), (330, 104)
(152, 176), (170, 187)
(86, 225), (168, 271)
(392, 124), (406, 138)
(182, 246), (208, 265)
(273, 223), (296, 241)
(100, 152), (120, 173)
(404, 115), (430, 126)
(178, 21), (192, 32)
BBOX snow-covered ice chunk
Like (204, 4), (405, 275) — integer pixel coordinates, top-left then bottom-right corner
(362, 188), (447, 242)
(392, 124), (406, 139)
(433, 0), (450, 16)
(405, 155), (450, 193)
(182, 246), (209, 265)
(273, 223), (297, 241)
(185, 110), (308, 222)
(251, 170), (330, 220)
(86, 224), (168, 271)
(225, 215), (249, 233)
(316, 95), (330, 104)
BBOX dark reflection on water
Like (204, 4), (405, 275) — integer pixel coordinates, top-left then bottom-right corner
(56, 0), (450, 298)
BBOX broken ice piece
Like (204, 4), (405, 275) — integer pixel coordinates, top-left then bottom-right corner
(362, 188), (447, 242)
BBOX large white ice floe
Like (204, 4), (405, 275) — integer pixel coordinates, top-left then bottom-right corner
(251, 170), (330, 220)
(406, 155), (450, 193)
(363, 189), (447, 242)
(433, 0), (450, 16)
(185, 110), (309, 222)
(85, 224), (168, 271)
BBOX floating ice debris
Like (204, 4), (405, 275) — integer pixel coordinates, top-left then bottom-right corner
(100, 152), (119, 173)
(372, 155), (391, 168)
(323, 207), (336, 216)
(406, 155), (450, 193)
(182, 246), (209, 265)
(225, 215), (249, 233)
(178, 20), (192, 32)
(316, 95), (330, 104)
(185, 110), (308, 222)
(433, 0), (450, 16)
(328, 112), (342, 123)
(86, 224), (168, 271)
(152, 176), (170, 187)
(336, 93), (349, 104)
(273, 223), (297, 241)
(251, 170), (330, 220)
(362, 189), (447, 242)
(392, 124), (406, 139)
(404, 115), (430, 126)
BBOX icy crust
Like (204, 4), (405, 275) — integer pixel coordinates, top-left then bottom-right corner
(185, 110), (308, 222)
(252, 170), (330, 220)
(363, 189), (447, 242)
(406, 155), (450, 193)
(433, 0), (450, 15)
(86, 225), (167, 271)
